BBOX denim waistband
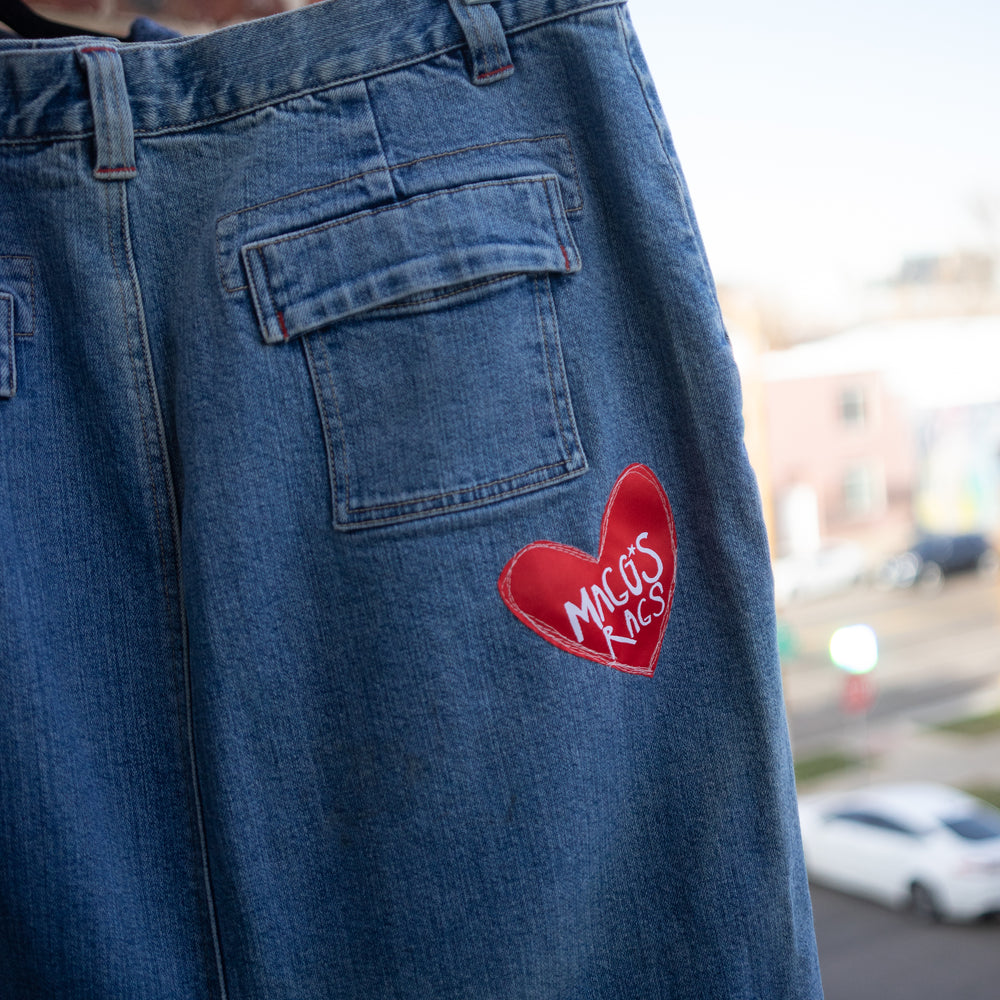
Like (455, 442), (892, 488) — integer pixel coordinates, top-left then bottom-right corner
(0, 0), (618, 144)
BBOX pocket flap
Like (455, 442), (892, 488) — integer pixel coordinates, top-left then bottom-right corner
(241, 175), (580, 345)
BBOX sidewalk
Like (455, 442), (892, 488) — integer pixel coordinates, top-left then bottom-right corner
(793, 682), (1000, 796)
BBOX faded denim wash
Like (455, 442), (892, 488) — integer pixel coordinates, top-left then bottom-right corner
(0, 1), (823, 997)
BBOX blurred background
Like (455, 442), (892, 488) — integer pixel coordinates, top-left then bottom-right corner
(9, 0), (1000, 994)
(627, 2), (1000, 996)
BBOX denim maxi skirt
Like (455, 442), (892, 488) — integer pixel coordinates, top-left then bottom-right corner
(0, 1), (824, 996)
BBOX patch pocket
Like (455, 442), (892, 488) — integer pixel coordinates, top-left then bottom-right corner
(241, 174), (588, 529)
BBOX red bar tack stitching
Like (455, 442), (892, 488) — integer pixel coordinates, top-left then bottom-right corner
(277, 311), (290, 340)
(476, 63), (514, 80)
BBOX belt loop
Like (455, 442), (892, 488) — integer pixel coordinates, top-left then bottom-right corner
(446, 0), (514, 85)
(0, 293), (15, 399)
(76, 45), (137, 181)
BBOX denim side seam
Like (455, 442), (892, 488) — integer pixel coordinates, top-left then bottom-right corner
(105, 180), (229, 999)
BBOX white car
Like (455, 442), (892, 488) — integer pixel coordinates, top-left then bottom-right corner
(772, 541), (866, 605)
(798, 783), (1000, 922)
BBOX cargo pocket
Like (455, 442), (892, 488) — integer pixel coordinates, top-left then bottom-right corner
(240, 174), (587, 529)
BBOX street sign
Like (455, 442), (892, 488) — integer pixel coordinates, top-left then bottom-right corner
(842, 673), (877, 715)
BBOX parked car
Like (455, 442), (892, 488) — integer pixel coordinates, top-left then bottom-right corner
(879, 532), (999, 589)
(771, 541), (867, 605)
(798, 783), (1000, 922)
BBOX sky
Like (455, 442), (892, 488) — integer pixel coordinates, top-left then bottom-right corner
(625, 0), (1000, 322)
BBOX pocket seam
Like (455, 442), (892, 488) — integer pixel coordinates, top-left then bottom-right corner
(369, 271), (520, 314)
(325, 293), (575, 509)
(309, 272), (586, 527)
(302, 333), (350, 519)
(250, 176), (563, 254)
(242, 173), (579, 345)
(534, 275), (573, 463)
(216, 134), (583, 294)
(344, 459), (576, 514)
(336, 469), (588, 530)
(0, 255), (36, 337)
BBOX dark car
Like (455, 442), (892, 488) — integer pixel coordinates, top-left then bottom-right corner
(880, 533), (999, 589)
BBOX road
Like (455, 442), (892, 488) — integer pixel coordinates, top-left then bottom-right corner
(811, 884), (1000, 1000)
(781, 573), (1000, 998)
(778, 572), (1000, 753)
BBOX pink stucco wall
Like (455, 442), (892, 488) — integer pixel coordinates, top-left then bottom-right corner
(764, 371), (917, 554)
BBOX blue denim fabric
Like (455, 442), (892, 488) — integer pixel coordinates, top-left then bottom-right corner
(0, 1), (823, 997)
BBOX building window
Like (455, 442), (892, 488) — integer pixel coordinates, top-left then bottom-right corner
(839, 385), (867, 428)
(842, 463), (886, 518)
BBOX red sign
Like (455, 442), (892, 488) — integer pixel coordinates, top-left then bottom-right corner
(842, 673), (877, 715)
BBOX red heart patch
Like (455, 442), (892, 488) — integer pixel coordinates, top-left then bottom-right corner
(498, 464), (677, 677)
